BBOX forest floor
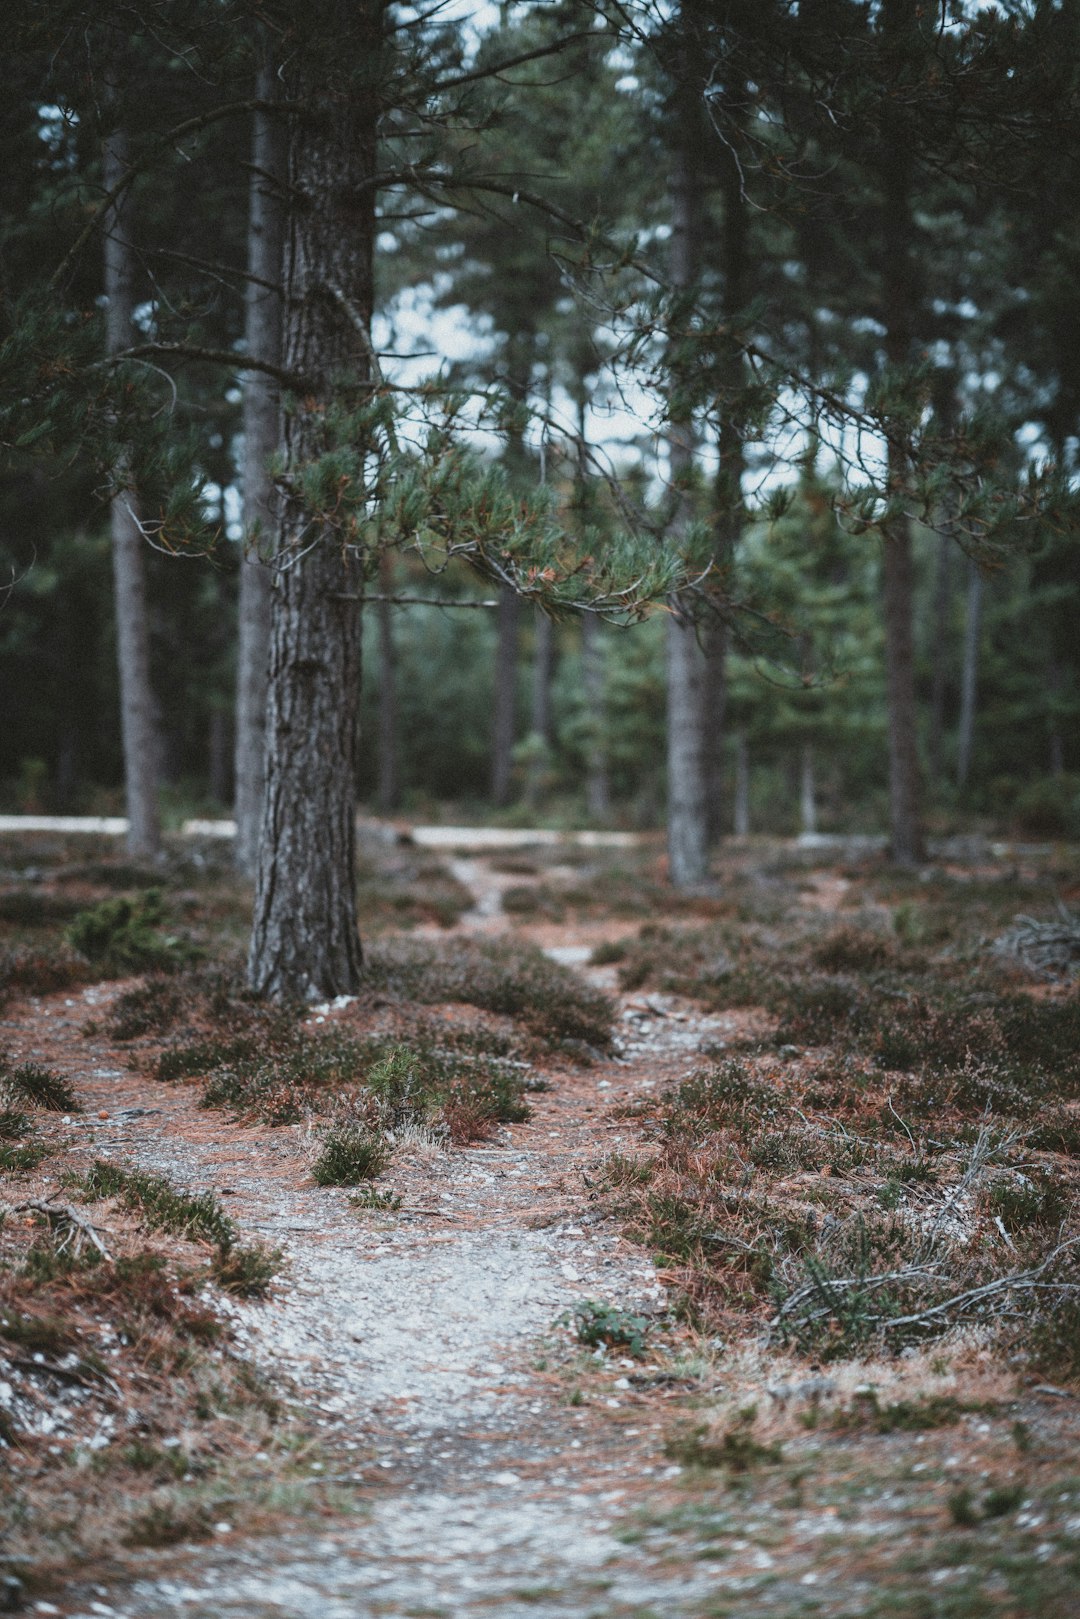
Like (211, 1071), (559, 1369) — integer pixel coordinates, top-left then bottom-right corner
(2, 827), (1080, 1617)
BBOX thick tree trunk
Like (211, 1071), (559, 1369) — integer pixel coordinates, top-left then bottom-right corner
(581, 612), (610, 820)
(248, 5), (378, 1000)
(491, 584), (521, 807)
(234, 56), (286, 875)
(376, 552), (399, 814)
(103, 123), (161, 859)
(956, 557), (983, 789)
(665, 106), (708, 887)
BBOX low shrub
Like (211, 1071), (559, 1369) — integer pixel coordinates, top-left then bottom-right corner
(66, 890), (197, 976)
(312, 1125), (391, 1186)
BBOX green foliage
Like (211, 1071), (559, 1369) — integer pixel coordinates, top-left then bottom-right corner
(561, 1299), (650, 1358)
(66, 891), (196, 976)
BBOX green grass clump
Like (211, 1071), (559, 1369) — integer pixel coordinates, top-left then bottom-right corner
(832, 1391), (994, 1434)
(0, 1141), (49, 1172)
(312, 1125), (391, 1187)
(66, 890), (196, 976)
(70, 1161), (235, 1247)
(664, 1422), (783, 1472)
(106, 978), (190, 1040)
(210, 1240), (283, 1298)
(5, 1059), (80, 1112)
(65, 1161), (280, 1298)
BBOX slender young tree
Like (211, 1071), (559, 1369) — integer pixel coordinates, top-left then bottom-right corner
(878, 0), (925, 865)
(664, 76), (709, 887)
(103, 116), (161, 859)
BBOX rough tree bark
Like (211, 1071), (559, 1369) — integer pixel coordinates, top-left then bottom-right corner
(234, 53), (286, 875)
(879, 0), (925, 866)
(103, 121), (161, 859)
(248, 3), (379, 999)
(665, 101), (708, 887)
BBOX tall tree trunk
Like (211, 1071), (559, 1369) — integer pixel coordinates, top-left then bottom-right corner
(376, 551), (399, 814)
(234, 54), (286, 874)
(704, 102), (747, 848)
(581, 612), (610, 820)
(880, 0), (925, 866)
(665, 98), (708, 887)
(491, 585), (520, 807)
(927, 532), (953, 784)
(525, 611), (554, 809)
(734, 735), (750, 836)
(103, 122), (161, 858)
(956, 557), (983, 789)
(248, 4), (378, 1000)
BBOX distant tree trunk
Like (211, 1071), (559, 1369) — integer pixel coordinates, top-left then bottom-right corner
(665, 102), (708, 887)
(103, 122), (161, 859)
(956, 557), (983, 789)
(927, 532), (953, 784)
(234, 55), (286, 874)
(704, 98), (747, 848)
(491, 585), (521, 807)
(1048, 663), (1065, 776)
(248, 5), (377, 1000)
(880, 0), (925, 866)
(734, 735), (750, 836)
(525, 611), (555, 809)
(800, 744), (817, 835)
(882, 512), (924, 864)
(376, 551), (399, 814)
(581, 613), (610, 820)
(208, 708), (232, 805)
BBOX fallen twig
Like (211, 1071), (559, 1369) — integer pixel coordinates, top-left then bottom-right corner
(13, 1199), (112, 1261)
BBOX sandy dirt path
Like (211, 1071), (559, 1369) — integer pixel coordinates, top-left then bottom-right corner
(4, 856), (762, 1619)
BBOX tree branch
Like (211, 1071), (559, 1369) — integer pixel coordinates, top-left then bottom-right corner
(49, 98), (296, 292)
(106, 343), (304, 391)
